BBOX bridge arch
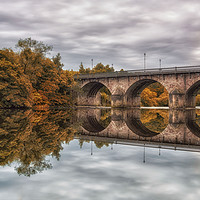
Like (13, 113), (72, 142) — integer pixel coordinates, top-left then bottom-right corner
(78, 81), (112, 106)
(185, 80), (200, 108)
(124, 79), (168, 108)
(185, 109), (200, 138)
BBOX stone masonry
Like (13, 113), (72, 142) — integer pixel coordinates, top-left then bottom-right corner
(75, 66), (200, 109)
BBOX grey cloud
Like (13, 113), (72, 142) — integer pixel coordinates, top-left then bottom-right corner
(0, 0), (200, 70)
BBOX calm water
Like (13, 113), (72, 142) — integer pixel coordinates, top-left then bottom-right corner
(1, 108), (200, 200)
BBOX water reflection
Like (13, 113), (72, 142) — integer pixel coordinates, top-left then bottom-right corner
(140, 109), (169, 133)
(76, 108), (200, 148)
(78, 108), (111, 132)
(0, 109), (75, 176)
(1, 108), (200, 176)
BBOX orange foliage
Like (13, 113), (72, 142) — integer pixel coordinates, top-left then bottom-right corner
(140, 109), (169, 133)
(196, 94), (200, 106)
(0, 109), (76, 176)
(141, 82), (168, 107)
(0, 38), (76, 108)
(141, 88), (158, 107)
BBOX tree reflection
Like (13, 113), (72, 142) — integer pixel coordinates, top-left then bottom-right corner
(99, 109), (111, 128)
(0, 109), (76, 177)
(196, 109), (200, 127)
(140, 109), (169, 133)
(16, 160), (52, 177)
(79, 139), (110, 149)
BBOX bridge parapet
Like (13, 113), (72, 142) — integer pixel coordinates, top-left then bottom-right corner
(74, 65), (200, 80)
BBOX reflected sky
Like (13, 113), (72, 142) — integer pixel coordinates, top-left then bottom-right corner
(1, 140), (200, 200)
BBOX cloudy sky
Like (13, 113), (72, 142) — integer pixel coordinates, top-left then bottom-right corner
(1, 0), (200, 70)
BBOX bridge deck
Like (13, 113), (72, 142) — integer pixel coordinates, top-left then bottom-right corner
(75, 65), (200, 79)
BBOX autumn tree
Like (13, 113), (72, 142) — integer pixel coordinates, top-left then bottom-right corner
(141, 88), (158, 107)
(0, 38), (76, 108)
(0, 49), (33, 108)
(79, 62), (86, 74)
(78, 62), (91, 74)
(141, 82), (169, 107)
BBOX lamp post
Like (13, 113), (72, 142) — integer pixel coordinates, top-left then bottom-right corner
(91, 141), (93, 155)
(159, 59), (162, 70)
(143, 143), (146, 163)
(91, 59), (93, 69)
(144, 53), (146, 71)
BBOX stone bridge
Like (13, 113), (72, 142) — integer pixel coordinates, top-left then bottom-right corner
(74, 108), (200, 148)
(75, 65), (200, 109)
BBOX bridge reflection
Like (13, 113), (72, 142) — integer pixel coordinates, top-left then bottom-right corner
(186, 109), (200, 138)
(75, 108), (200, 150)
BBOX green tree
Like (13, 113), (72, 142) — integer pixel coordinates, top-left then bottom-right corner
(92, 63), (114, 73)
(78, 62), (114, 74)
(16, 37), (53, 55)
(52, 53), (64, 70)
(79, 62), (86, 74)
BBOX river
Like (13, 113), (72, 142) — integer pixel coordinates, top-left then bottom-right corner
(0, 108), (200, 200)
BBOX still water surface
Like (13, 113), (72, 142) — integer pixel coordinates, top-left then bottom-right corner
(1, 108), (200, 200)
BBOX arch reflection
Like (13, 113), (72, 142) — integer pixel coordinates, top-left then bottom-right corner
(186, 109), (200, 138)
(78, 108), (169, 137)
(186, 80), (200, 108)
(80, 109), (111, 133)
(125, 109), (168, 137)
